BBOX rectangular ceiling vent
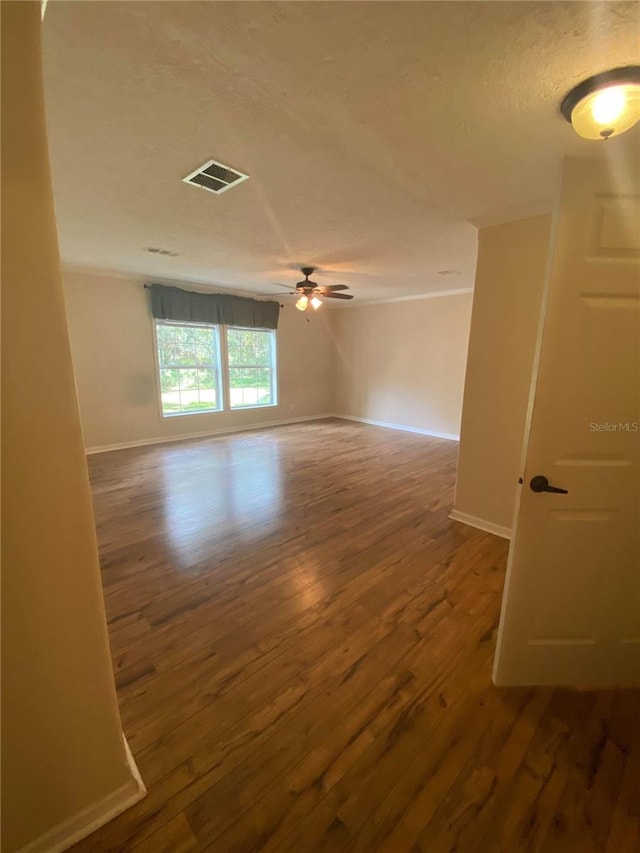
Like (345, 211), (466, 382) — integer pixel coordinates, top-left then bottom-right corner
(182, 159), (249, 195)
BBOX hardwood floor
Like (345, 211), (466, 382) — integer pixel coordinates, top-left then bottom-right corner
(71, 419), (640, 853)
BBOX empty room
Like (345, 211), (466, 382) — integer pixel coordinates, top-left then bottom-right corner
(2, 2), (639, 852)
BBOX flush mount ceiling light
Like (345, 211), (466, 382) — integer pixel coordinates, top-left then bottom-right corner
(561, 66), (640, 140)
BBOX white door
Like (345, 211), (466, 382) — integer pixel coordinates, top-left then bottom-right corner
(493, 153), (640, 687)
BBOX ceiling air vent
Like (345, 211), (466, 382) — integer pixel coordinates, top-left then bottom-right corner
(182, 159), (249, 195)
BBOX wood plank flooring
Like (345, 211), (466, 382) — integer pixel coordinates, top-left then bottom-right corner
(71, 419), (640, 852)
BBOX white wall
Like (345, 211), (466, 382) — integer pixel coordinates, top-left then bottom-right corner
(454, 215), (552, 535)
(1, 5), (141, 852)
(63, 270), (335, 450)
(332, 293), (473, 438)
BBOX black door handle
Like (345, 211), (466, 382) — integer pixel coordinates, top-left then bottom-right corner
(529, 475), (568, 494)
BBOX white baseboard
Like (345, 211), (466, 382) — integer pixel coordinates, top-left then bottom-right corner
(86, 413), (458, 455)
(449, 509), (512, 540)
(332, 414), (459, 442)
(17, 735), (146, 853)
(85, 414), (334, 454)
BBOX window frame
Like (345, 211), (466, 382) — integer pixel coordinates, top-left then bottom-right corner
(225, 325), (278, 411)
(153, 320), (224, 418)
(152, 320), (278, 418)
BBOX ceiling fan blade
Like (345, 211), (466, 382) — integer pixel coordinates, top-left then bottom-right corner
(319, 284), (349, 292)
(273, 282), (297, 290)
(324, 292), (354, 300)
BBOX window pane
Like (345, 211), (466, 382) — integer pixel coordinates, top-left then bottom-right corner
(156, 325), (175, 368)
(256, 368), (270, 387)
(160, 369), (181, 414)
(173, 327), (196, 366)
(254, 343), (270, 365)
(243, 367), (258, 386)
(228, 343), (252, 366)
(156, 322), (221, 416)
(227, 328), (276, 409)
(257, 369), (270, 405)
(160, 368), (179, 393)
(194, 328), (215, 365)
(197, 368), (216, 409)
(226, 329), (243, 365)
(198, 367), (215, 389)
(228, 367), (243, 408)
(179, 368), (199, 390)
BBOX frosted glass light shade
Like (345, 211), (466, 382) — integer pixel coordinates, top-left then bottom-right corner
(561, 68), (640, 141)
(571, 84), (640, 140)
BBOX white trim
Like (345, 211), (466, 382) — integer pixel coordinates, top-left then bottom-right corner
(123, 737), (146, 796)
(449, 509), (512, 540)
(17, 736), (145, 853)
(60, 264), (473, 308)
(61, 265), (271, 300)
(85, 414), (334, 454)
(354, 287), (473, 307)
(332, 414), (459, 442)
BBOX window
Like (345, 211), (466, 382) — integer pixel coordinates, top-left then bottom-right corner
(154, 322), (277, 417)
(227, 327), (277, 409)
(156, 322), (222, 416)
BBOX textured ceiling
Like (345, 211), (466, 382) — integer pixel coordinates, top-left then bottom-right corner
(42, 1), (639, 302)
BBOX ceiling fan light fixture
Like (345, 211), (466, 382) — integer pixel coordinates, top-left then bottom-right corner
(561, 67), (640, 140)
(279, 266), (353, 308)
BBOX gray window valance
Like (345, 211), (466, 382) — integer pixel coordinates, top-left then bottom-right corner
(148, 283), (280, 330)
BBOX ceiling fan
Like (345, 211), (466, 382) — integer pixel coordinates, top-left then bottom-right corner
(273, 267), (354, 311)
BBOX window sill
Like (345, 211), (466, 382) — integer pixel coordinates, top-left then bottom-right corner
(162, 409), (223, 419)
(229, 403), (278, 412)
(161, 403), (278, 419)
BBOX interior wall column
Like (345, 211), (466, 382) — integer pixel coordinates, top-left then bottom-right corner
(1, 4), (143, 850)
